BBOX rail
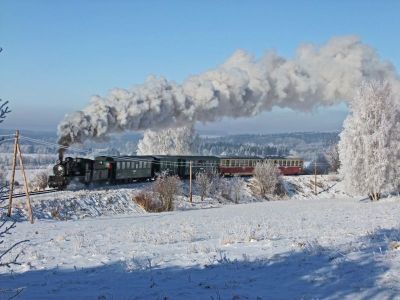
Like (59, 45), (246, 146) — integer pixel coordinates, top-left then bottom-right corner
(1, 189), (61, 201)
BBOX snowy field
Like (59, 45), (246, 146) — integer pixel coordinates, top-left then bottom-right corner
(1, 176), (400, 299)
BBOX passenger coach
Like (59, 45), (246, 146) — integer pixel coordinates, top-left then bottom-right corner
(218, 156), (303, 176)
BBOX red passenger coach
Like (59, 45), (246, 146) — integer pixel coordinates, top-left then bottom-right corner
(266, 156), (304, 175)
(219, 156), (303, 176)
(219, 157), (262, 176)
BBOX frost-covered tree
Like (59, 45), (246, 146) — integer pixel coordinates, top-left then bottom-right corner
(339, 81), (400, 200)
(30, 171), (49, 191)
(195, 172), (213, 201)
(137, 124), (199, 155)
(325, 144), (340, 173)
(252, 161), (282, 199)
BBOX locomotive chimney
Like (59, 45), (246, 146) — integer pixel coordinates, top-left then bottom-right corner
(58, 149), (64, 162)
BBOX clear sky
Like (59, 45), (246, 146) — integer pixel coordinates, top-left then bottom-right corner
(1, 0), (399, 134)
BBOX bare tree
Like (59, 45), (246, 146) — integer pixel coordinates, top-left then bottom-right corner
(230, 176), (245, 204)
(0, 99), (27, 298)
(217, 176), (245, 204)
(30, 171), (49, 191)
(325, 144), (340, 173)
(252, 161), (282, 199)
(0, 99), (11, 124)
(152, 173), (182, 211)
(195, 172), (213, 201)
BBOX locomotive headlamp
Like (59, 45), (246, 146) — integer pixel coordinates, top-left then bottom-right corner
(54, 164), (65, 176)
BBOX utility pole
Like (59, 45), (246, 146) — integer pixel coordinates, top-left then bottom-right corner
(189, 161), (193, 203)
(7, 130), (33, 223)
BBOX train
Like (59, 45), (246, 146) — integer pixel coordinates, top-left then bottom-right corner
(48, 155), (304, 190)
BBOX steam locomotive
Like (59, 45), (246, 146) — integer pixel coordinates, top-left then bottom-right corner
(48, 155), (304, 190)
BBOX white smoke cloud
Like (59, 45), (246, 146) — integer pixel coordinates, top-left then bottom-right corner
(137, 124), (199, 155)
(57, 36), (398, 154)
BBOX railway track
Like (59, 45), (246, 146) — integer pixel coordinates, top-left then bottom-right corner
(1, 189), (61, 201)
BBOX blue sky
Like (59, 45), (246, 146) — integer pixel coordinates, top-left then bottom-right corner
(1, 0), (399, 134)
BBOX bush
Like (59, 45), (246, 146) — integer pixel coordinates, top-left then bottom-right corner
(218, 176), (246, 204)
(152, 173), (182, 211)
(195, 171), (216, 201)
(251, 161), (282, 199)
(30, 171), (48, 191)
(133, 173), (182, 212)
(133, 191), (164, 213)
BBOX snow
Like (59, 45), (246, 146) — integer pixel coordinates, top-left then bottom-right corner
(2, 175), (400, 299)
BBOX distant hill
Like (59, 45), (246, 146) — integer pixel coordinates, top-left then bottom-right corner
(0, 129), (338, 160)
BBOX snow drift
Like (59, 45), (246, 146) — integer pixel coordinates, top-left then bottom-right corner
(57, 36), (398, 154)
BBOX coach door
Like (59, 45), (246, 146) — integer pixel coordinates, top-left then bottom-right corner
(177, 158), (186, 178)
(84, 161), (92, 183)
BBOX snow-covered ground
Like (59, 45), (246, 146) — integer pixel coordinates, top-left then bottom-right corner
(1, 175), (400, 299)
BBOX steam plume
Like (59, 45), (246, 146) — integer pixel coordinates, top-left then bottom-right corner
(57, 36), (398, 155)
(137, 124), (199, 155)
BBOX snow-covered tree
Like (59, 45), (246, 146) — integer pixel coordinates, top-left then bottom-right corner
(252, 161), (282, 198)
(339, 81), (400, 200)
(137, 124), (199, 155)
(324, 144), (340, 173)
(195, 172), (213, 201)
(30, 171), (49, 191)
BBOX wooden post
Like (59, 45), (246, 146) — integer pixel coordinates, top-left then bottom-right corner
(7, 130), (34, 223)
(7, 130), (19, 217)
(17, 143), (33, 224)
(314, 158), (317, 195)
(189, 161), (192, 203)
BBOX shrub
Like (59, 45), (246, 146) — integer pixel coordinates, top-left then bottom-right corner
(133, 191), (164, 213)
(252, 161), (282, 199)
(152, 173), (182, 211)
(218, 176), (245, 204)
(30, 171), (48, 191)
(195, 172), (214, 201)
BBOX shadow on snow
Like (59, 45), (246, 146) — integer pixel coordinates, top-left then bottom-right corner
(1, 227), (400, 300)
